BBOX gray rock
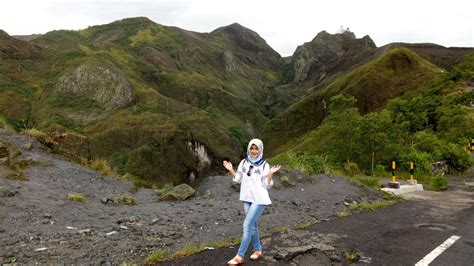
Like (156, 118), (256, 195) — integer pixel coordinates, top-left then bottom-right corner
(0, 187), (18, 197)
(203, 189), (212, 199)
(280, 176), (296, 187)
(100, 198), (114, 204)
(23, 142), (32, 151)
(330, 254), (342, 262)
(161, 184), (196, 201)
(78, 229), (92, 235)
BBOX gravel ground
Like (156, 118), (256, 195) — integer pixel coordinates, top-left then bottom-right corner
(0, 129), (381, 264)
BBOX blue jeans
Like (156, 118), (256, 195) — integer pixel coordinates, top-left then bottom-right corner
(237, 201), (266, 257)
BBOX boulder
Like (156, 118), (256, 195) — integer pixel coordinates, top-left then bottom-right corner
(280, 175), (296, 187)
(161, 184), (196, 201)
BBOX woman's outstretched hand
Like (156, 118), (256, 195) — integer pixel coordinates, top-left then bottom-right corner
(223, 160), (234, 172)
(270, 164), (281, 174)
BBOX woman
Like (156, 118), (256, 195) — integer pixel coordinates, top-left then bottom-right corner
(223, 138), (281, 265)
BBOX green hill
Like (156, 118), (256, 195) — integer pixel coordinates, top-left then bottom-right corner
(263, 48), (441, 155)
(0, 17), (284, 186)
(270, 52), (474, 174)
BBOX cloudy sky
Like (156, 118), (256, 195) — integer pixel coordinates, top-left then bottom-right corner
(1, 0), (473, 56)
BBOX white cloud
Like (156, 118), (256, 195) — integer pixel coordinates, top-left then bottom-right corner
(0, 0), (472, 56)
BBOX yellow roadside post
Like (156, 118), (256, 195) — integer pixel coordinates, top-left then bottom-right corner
(408, 162), (417, 185)
(388, 161), (400, 188)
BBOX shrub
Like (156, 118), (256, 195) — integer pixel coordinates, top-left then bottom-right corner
(115, 194), (137, 205)
(68, 193), (87, 202)
(356, 176), (379, 188)
(22, 128), (48, 142)
(441, 143), (472, 172)
(91, 158), (117, 177)
(272, 152), (327, 174)
(373, 165), (387, 177)
(431, 175), (448, 191)
(398, 149), (433, 174)
(144, 249), (168, 264)
(343, 161), (360, 177)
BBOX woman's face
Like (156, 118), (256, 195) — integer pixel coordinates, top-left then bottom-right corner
(250, 144), (259, 159)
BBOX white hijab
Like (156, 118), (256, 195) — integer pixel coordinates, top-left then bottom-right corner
(247, 138), (265, 166)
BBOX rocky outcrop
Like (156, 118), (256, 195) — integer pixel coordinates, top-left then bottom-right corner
(286, 30), (376, 83)
(187, 140), (211, 172)
(0, 30), (42, 60)
(55, 61), (135, 111)
(222, 50), (237, 74)
(140, 46), (177, 70)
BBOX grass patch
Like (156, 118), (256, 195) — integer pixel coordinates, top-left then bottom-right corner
(354, 175), (379, 188)
(22, 128), (48, 142)
(91, 158), (117, 177)
(272, 225), (289, 234)
(337, 196), (402, 218)
(337, 209), (352, 218)
(344, 250), (360, 262)
(68, 193), (87, 202)
(172, 244), (203, 259)
(295, 219), (318, 230)
(5, 171), (27, 181)
(0, 116), (15, 133)
(349, 200), (393, 211)
(144, 236), (242, 263)
(144, 249), (169, 264)
(115, 194), (137, 205)
(154, 183), (174, 197)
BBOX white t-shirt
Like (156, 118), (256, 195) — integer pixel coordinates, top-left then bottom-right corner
(233, 159), (274, 205)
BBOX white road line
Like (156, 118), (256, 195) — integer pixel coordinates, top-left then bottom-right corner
(415, 235), (461, 266)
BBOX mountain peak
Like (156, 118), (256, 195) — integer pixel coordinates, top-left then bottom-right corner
(210, 22), (280, 57)
(286, 30), (376, 83)
(210, 22), (258, 37)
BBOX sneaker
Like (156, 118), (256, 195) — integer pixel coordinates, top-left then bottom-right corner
(227, 255), (244, 265)
(250, 251), (263, 260)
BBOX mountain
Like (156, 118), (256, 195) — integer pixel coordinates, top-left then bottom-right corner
(263, 47), (442, 155)
(0, 17), (472, 186)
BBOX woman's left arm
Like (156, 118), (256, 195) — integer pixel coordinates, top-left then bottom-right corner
(267, 164), (281, 184)
(262, 164), (281, 188)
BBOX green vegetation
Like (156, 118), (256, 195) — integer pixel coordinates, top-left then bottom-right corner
(270, 152), (327, 174)
(337, 198), (401, 218)
(144, 236), (242, 263)
(272, 225), (289, 234)
(264, 48), (440, 155)
(271, 52), (474, 179)
(115, 194), (137, 205)
(295, 219), (318, 230)
(154, 183), (174, 197)
(344, 250), (360, 262)
(68, 193), (87, 202)
(431, 175), (449, 191)
(144, 249), (168, 264)
(22, 128), (48, 142)
(91, 159), (118, 177)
